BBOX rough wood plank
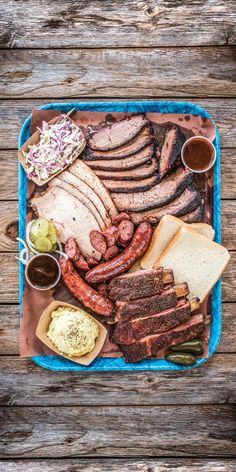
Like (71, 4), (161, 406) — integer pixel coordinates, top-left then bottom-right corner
(1, 99), (235, 149)
(0, 305), (20, 354)
(0, 200), (235, 252)
(1, 48), (236, 99)
(0, 202), (18, 251)
(1, 0), (235, 48)
(2, 149), (236, 200)
(0, 252), (235, 303)
(0, 151), (18, 200)
(0, 254), (19, 303)
(222, 201), (236, 250)
(0, 354), (235, 406)
(0, 302), (235, 356)
(221, 149), (236, 198)
(1, 459), (236, 472)
(0, 405), (235, 457)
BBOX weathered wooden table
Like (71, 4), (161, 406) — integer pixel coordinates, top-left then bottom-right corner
(0, 2), (236, 471)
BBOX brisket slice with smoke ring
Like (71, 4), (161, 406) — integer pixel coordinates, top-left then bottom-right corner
(115, 285), (189, 322)
(84, 126), (152, 160)
(85, 144), (154, 171)
(158, 125), (186, 180)
(102, 174), (159, 193)
(88, 115), (148, 151)
(108, 268), (164, 302)
(181, 205), (204, 223)
(113, 300), (192, 345)
(111, 167), (193, 212)
(129, 186), (201, 224)
(121, 314), (205, 363)
(94, 158), (158, 181)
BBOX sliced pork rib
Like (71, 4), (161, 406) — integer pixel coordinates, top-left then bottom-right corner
(158, 125), (186, 180)
(115, 284), (189, 322)
(94, 158), (158, 181)
(86, 144), (154, 171)
(121, 314), (205, 363)
(88, 115), (148, 150)
(84, 126), (152, 160)
(108, 269), (164, 302)
(111, 167), (193, 212)
(113, 300), (192, 345)
(102, 175), (159, 193)
(129, 186), (201, 224)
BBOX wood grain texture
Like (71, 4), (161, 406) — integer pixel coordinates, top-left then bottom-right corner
(1, 459), (236, 472)
(0, 354), (235, 406)
(0, 201), (18, 251)
(1, 99), (235, 149)
(1, 0), (235, 48)
(2, 149), (236, 200)
(0, 405), (236, 457)
(0, 302), (235, 356)
(1, 48), (236, 99)
(221, 149), (236, 198)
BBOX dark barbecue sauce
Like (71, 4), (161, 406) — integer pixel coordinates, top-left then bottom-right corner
(183, 138), (214, 171)
(27, 255), (59, 288)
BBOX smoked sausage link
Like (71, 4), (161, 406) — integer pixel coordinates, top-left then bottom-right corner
(65, 237), (80, 261)
(74, 255), (89, 272)
(103, 225), (119, 247)
(104, 245), (119, 261)
(112, 212), (131, 225)
(118, 220), (134, 243)
(60, 257), (114, 317)
(90, 230), (107, 255)
(86, 222), (152, 284)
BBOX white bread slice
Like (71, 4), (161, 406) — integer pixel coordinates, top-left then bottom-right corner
(190, 222), (215, 239)
(155, 226), (230, 302)
(141, 215), (215, 270)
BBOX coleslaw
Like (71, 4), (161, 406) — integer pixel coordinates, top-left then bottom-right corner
(23, 115), (85, 181)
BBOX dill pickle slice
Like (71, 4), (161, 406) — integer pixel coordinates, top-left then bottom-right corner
(35, 236), (53, 253)
(51, 242), (57, 252)
(30, 218), (50, 241)
(48, 222), (58, 245)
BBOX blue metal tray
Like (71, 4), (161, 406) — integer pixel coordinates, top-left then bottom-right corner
(18, 101), (221, 371)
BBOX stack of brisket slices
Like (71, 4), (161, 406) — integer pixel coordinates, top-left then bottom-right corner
(107, 268), (205, 363)
(83, 115), (203, 225)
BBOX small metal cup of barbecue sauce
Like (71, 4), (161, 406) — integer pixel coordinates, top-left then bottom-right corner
(181, 136), (216, 173)
(25, 254), (61, 291)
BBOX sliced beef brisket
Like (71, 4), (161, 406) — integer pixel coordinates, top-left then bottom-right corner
(129, 186), (201, 224)
(88, 115), (148, 151)
(158, 125), (186, 180)
(111, 167), (193, 212)
(86, 144), (154, 171)
(121, 314), (205, 363)
(84, 126), (152, 160)
(181, 205), (204, 223)
(94, 158), (158, 181)
(102, 174), (158, 193)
